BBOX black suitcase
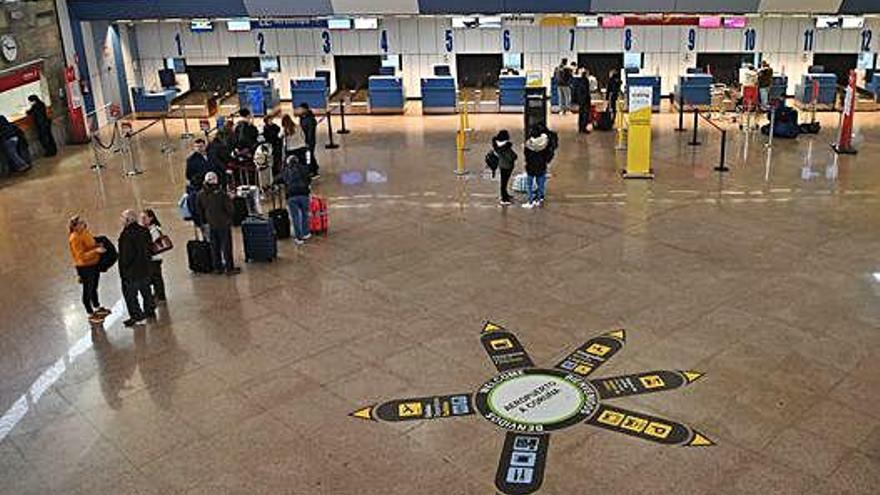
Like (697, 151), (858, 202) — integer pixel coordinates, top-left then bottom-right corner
(268, 186), (291, 239)
(187, 228), (213, 273)
(242, 216), (277, 262)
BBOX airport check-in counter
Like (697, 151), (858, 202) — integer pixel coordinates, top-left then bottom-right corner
(795, 74), (837, 107)
(770, 75), (788, 101)
(368, 76), (405, 114)
(499, 75), (527, 113)
(237, 77), (280, 116)
(420, 77), (457, 114)
(627, 76), (662, 111)
(674, 74), (714, 107)
(130, 87), (179, 115)
(290, 78), (329, 112)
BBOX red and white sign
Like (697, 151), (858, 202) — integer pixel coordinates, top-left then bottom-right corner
(0, 64), (41, 93)
(833, 70), (858, 154)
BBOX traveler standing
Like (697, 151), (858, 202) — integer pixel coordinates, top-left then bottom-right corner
(574, 69), (593, 134)
(274, 156), (312, 245)
(607, 69), (622, 117)
(118, 210), (155, 327)
(758, 61), (773, 109)
(523, 126), (551, 209)
(197, 172), (240, 275)
(68, 216), (110, 324)
(185, 138), (212, 192)
(295, 103), (319, 178)
(492, 130), (517, 206)
(140, 209), (167, 303)
(0, 116), (31, 173)
(281, 114), (309, 173)
(555, 59), (573, 114)
(234, 109), (259, 153)
(262, 114), (283, 173)
(26, 95), (57, 157)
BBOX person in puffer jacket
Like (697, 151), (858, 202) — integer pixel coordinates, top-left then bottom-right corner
(492, 130), (518, 206)
(523, 126), (550, 208)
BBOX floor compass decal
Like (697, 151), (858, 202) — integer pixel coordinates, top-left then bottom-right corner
(351, 322), (714, 495)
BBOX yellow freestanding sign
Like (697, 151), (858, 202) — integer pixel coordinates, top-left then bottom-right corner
(623, 86), (654, 179)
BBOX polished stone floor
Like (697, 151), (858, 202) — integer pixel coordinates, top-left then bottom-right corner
(0, 107), (879, 494)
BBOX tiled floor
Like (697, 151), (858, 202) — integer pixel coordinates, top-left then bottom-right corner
(0, 107), (878, 494)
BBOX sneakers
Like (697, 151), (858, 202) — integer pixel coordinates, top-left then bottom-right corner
(88, 313), (105, 325)
(123, 318), (146, 328)
(500, 199), (512, 206)
(302, 234), (312, 240)
(522, 201), (535, 209)
(294, 238), (305, 245)
(94, 307), (112, 317)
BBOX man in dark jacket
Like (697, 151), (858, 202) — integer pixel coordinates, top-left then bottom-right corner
(574, 69), (593, 134)
(233, 109), (259, 153)
(197, 172), (240, 275)
(186, 138), (211, 192)
(607, 69), (622, 116)
(523, 126), (551, 209)
(261, 115), (283, 173)
(492, 130), (517, 206)
(295, 103), (319, 178)
(273, 156), (312, 244)
(118, 209), (155, 327)
(27, 95), (57, 156)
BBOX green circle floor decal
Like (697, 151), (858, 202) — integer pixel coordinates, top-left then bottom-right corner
(351, 322), (714, 495)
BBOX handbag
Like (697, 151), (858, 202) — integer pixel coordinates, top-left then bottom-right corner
(151, 232), (174, 255)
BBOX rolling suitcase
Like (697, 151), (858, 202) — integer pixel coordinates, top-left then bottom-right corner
(187, 228), (213, 273)
(269, 186), (291, 240)
(242, 215), (277, 262)
(596, 110), (614, 131)
(309, 196), (328, 235)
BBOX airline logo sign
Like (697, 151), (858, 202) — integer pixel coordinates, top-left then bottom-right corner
(629, 86), (653, 125)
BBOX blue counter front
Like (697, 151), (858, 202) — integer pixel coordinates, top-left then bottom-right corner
(290, 78), (329, 112)
(499, 76), (526, 113)
(795, 74), (838, 107)
(131, 87), (179, 115)
(421, 77), (456, 114)
(237, 78), (280, 116)
(674, 74), (714, 107)
(368, 76), (405, 114)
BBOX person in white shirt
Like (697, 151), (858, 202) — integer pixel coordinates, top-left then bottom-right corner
(139, 209), (167, 303)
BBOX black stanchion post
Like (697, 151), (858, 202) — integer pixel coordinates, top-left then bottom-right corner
(714, 129), (729, 172)
(688, 109), (701, 146)
(325, 108), (339, 150)
(336, 101), (350, 135)
(675, 93), (686, 132)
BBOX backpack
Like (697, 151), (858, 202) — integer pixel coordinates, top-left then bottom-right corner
(485, 150), (499, 172)
(94, 236), (118, 273)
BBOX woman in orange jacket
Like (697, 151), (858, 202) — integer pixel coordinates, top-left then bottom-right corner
(68, 216), (109, 324)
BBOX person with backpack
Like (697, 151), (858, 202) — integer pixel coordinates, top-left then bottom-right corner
(233, 109), (259, 153)
(26, 95), (57, 157)
(197, 172), (240, 275)
(523, 126), (551, 209)
(295, 103), (320, 178)
(574, 69), (593, 134)
(758, 61), (773, 109)
(140, 209), (167, 304)
(118, 209), (155, 327)
(273, 155), (313, 245)
(555, 59), (573, 114)
(68, 215), (110, 324)
(491, 130), (518, 206)
(607, 69), (623, 117)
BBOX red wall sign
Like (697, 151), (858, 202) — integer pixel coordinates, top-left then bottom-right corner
(0, 63), (42, 93)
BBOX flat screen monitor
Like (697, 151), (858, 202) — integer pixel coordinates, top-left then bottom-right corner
(623, 52), (643, 70)
(858, 52), (875, 70)
(434, 65), (451, 76)
(723, 17), (747, 29)
(381, 54), (401, 69)
(260, 56), (280, 73)
(842, 17), (864, 29)
(226, 19), (251, 32)
(602, 16), (625, 29)
(164, 57), (185, 74)
(354, 17), (378, 30)
(699, 17), (722, 29)
(816, 17), (841, 29)
(327, 18), (352, 30)
(577, 16), (599, 28)
(158, 68), (176, 88)
(503, 52), (523, 70)
(190, 20), (213, 32)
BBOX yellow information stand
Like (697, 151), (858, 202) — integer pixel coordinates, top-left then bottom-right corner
(623, 86), (654, 179)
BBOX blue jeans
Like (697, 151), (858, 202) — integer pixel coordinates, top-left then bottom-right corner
(759, 87), (770, 108)
(526, 173), (546, 203)
(287, 195), (310, 239)
(2, 136), (29, 171)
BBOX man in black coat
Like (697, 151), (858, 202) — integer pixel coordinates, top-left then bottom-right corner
(233, 109), (259, 153)
(118, 209), (155, 327)
(574, 69), (593, 134)
(26, 95), (57, 157)
(295, 103), (319, 178)
(197, 172), (240, 275)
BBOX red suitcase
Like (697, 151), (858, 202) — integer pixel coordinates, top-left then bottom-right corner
(309, 196), (328, 235)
